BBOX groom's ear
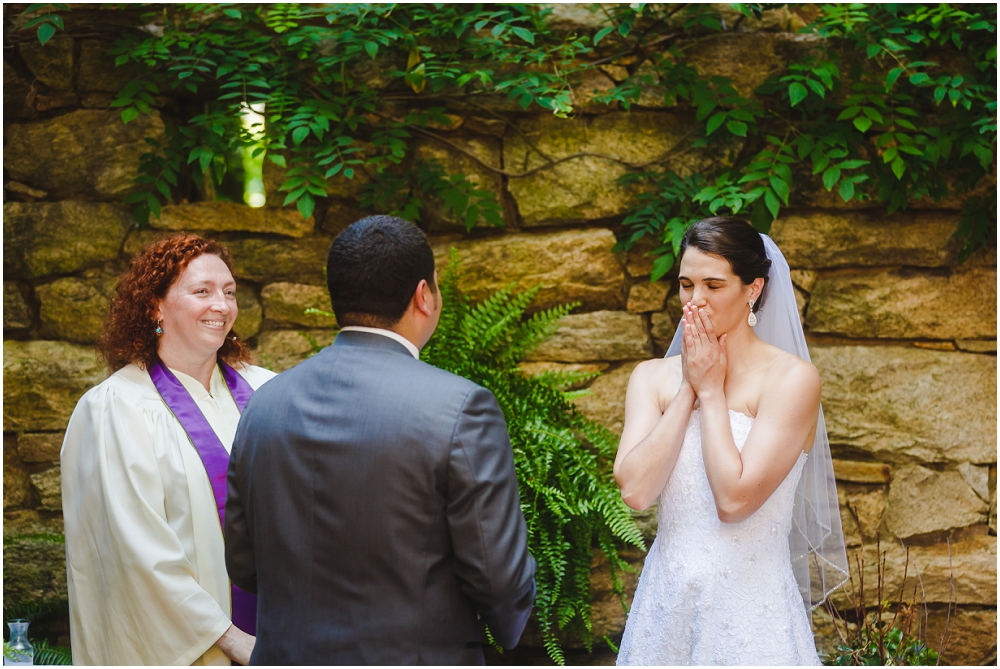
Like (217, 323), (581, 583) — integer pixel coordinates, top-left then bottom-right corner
(414, 278), (435, 317)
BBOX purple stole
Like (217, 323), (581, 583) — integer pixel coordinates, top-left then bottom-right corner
(148, 359), (257, 635)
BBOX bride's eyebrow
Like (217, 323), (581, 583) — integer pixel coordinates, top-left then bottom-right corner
(678, 275), (728, 283)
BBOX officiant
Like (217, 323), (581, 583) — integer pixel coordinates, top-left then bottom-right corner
(61, 235), (275, 665)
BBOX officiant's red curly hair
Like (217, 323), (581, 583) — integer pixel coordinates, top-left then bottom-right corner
(100, 234), (252, 373)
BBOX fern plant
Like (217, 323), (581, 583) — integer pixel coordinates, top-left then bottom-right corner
(420, 256), (646, 664)
(305, 256), (646, 663)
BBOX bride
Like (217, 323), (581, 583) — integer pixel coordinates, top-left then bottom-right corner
(614, 217), (848, 665)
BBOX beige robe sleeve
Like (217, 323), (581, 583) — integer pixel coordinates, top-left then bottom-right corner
(62, 374), (232, 666)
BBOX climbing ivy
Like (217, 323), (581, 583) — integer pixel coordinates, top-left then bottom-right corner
(99, 3), (592, 225)
(600, 3), (996, 275)
(18, 4), (996, 266)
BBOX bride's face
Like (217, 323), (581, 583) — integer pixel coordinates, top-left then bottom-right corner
(677, 248), (760, 335)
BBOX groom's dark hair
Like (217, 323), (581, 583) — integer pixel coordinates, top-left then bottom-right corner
(326, 215), (437, 329)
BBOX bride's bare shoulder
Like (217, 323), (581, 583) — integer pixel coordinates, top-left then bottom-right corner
(629, 355), (683, 395)
(762, 346), (820, 398)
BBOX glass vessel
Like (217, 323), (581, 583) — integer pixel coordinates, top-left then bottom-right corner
(3, 620), (33, 666)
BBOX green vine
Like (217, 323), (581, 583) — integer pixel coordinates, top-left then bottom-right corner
(18, 4), (996, 264)
(100, 3), (591, 225)
(602, 3), (996, 275)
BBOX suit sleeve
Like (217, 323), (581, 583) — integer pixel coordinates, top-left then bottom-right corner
(446, 386), (537, 649)
(225, 414), (257, 594)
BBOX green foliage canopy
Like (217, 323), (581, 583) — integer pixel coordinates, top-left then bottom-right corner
(19, 3), (997, 272)
(107, 3), (592, 223)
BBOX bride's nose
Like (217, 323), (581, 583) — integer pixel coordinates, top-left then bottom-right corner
(690, 287), (710, 306)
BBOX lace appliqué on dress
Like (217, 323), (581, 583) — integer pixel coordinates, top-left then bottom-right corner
(617, 410), (819, 666)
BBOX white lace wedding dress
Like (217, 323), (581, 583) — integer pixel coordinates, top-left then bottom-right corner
(617, 409), (820, 666)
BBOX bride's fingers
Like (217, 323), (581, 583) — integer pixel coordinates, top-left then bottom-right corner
(684, 304), (699, 340)
(691, 305), (709, 341)
(699, 308), (719, 345)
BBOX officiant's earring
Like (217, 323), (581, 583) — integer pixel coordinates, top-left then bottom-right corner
(747, 299), (757, 327)
(155, 320), (163, 335)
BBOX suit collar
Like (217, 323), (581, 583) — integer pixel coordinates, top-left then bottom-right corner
(338, 326), (419, 359)
(332, 329), (419, 359)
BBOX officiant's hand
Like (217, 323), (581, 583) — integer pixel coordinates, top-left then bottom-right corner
(217, 625), (255, 666)
(681, 303), (727, 399)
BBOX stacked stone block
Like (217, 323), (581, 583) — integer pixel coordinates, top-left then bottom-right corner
(3, 10), (995, 664)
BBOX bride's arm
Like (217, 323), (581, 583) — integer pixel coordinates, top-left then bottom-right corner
(613, 358), (696, 511)
(687, 307), (820, 523)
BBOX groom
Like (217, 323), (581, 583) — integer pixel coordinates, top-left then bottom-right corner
(225, 215), (536, 665)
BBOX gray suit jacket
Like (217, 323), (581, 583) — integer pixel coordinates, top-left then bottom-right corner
(225, 331), (536, 665)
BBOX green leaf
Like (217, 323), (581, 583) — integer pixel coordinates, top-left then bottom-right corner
(822, 166), (841, 191)
(972, 144), (993, 169)
(882, 147), (898, 162)
(37, 22), (56, 45)
(292, 126), (310, 145)
(296, 193), (315, 219)
(511, 27), (535, 45)
(147, 193), (161, 219)
(268, 153), (287, 168)
(764, 187), (780, 218)
(805, 79), (826, 98)
(837, 159), (868, 170)
(593, 26), (614, 46)
(726, 120), (748, 137)
(120, 106), (139, 124)
(706, 112), (726, 135)
(853, 116), (873, 133)
(365, 41), (379, 59)
(909, 72), (931, 86)
(837, 106), (862, 120)
(788, 82), (808, 107)
(650, 254), (674, 282)
(890, 155), (906, 179)
(768, 175), (790, 204)
(885, 67), (904, 89)
(156, 180), (172, 200)
(223, 8), (242, 19)
(838, 179), (855, 202)
(199, 150), (212, 174)
(861, 107), (883, 123)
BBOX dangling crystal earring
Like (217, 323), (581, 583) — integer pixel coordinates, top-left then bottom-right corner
(155, 320), (163, 335)
(747, 299), (757, 327)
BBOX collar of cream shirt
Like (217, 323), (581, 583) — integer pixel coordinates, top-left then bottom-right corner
(339, 326), (420, 359)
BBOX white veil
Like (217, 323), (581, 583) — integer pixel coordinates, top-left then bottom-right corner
(665, 234), (849, 611)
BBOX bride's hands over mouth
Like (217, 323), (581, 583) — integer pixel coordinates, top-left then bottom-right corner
(681, 302), (727, 399)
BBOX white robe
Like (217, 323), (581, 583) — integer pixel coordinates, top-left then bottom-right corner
(61, 362), (275, 666)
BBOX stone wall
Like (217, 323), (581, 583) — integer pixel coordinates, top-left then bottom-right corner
(3, 6), (996, 664)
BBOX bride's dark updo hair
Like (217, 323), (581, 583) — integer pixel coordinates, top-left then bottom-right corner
(679, 216), (772, 313)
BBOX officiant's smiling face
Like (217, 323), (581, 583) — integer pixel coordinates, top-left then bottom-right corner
(678, 248), (759, 336)
(155, 253), (238, 358)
